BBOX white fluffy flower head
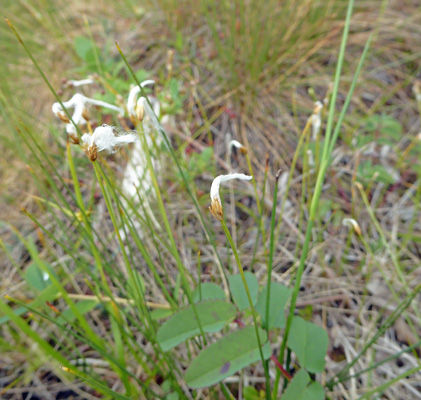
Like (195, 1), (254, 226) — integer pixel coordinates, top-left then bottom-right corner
(52, 93), (124, 143)
(81, 125), (137, 162)
(209, 173), (252, 220)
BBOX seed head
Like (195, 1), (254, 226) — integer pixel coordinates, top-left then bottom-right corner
(81, 125), (137, 162)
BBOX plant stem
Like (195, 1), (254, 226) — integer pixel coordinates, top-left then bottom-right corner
(264, 170), (281, 381)
(220, 219), (271, 400)
(273, 0), (356, 396)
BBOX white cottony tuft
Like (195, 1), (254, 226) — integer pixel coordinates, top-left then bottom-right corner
(209, 173), (252, 220)
(81, 125), (137, 161)
(127, 80), (155, 119)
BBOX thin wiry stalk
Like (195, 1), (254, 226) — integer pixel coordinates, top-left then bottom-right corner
(274, 0), (358, 396)
(220, 219), (271, 400)
(115, 42), (230, 296)
(264, 170), (281, 381)
(328, 285), (421, 388)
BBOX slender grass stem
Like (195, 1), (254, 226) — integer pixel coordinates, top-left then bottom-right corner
(136, 120), (207, 344)
(328, 285), (420, 388)
(336, 338), (421, 385)
(274, 119), (311, 243)
(250, 154), (269, 270)
(220, 219), (270, 400)
(245, 151), (266, 246)
(5, 18), (83, 139)
(356, 365), (421, 400)
(66, 142), (108, 287)
(116, 42), (229, 298)
(264, 170), (281, 385)
(273, 1), (357, 396)
(265, 173), (281, 320)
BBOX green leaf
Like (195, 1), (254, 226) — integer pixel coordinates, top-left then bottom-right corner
(228, 272), (258, 311)
(255, 282), (291, 328)
(135, 69), (149, 83)
(157, 300), (236, 351)
(169, 78), (179, 100)
(185, 326), (271, 388)
(282, 370), (324, 400)
(0, 284), (58, 325)
(243, 386), (262, 400)
(358, 161), (396, 185)
(288, 317), (329, 373)
(74, 36), (97, 64)
(24, 261), (55, 291)
(150, 308), (173, 321)
(55, 300), (98, 325)
(192, 283), (226, 302)
(364, 114), (402, 145)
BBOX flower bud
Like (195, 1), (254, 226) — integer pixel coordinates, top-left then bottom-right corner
(342, 218), (362, 236)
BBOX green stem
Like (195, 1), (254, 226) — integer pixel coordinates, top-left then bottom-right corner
(250, 154), (269, 270)
(273, 1), (356, 396)
(220, 219), (270, 400)
(264, 170), (281, 390)
(116, 41), (229, 298)
(137, 119), (207, 345)
(356, 365), (421, 400)
(246, 152), (266, 246)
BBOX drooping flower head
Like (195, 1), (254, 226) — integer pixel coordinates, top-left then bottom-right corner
(127, 80), (155, 122)
(209, 173), (252, 221)
(342, 218), (362, 236)
(228, 140), (247, 157)
(81, 125), (137, 162)
(52, 94), (124, 143)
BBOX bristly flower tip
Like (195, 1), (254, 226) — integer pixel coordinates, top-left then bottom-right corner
(209, 173), (252, 221)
